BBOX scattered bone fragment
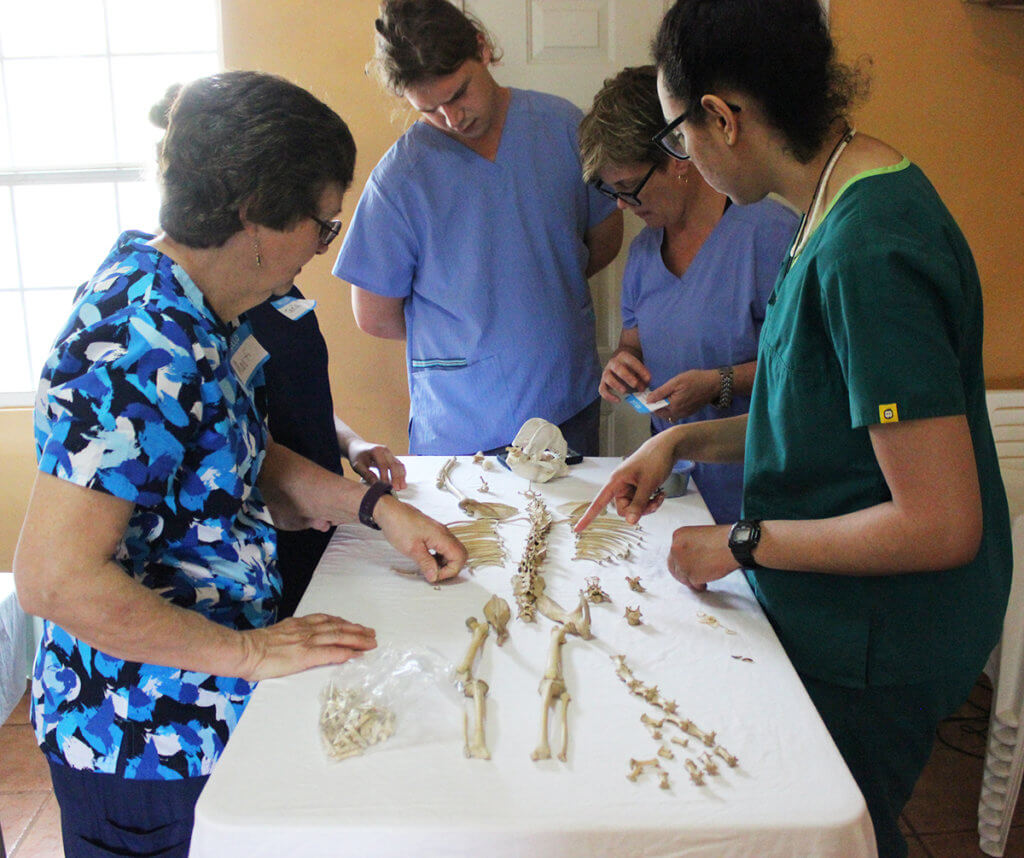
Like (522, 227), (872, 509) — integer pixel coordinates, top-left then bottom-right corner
(627, 757), (661, 782)
(531, 625), (571, 762)
(462, 678), (491, 760)
(671, 736), (690, 749)
(640, 712), (665, 736)
(697, 610), (737, 635)
(698, 751), (719, 775)
(479, 476), (491, 493)
(583, 576), (611, 604)
(319, 683), (396, 761)
(624, 605), (643, 626)
(731, 655), (755, 663)
(713, 745), (740, 768)
(625, 575), (646, 593)
(684, 758), (706, 785)
(483, 595), (511, 645)
(658, 769), (671, 790)
(658, 745), (674, 760)
(472, 451), (494, 470)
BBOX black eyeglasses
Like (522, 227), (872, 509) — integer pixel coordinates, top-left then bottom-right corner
(310, 214), (342, 247)
(652, 102), (742, 161)
(593, 163), (658, 207)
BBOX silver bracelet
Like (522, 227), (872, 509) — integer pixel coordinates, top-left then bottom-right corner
(713, 366), (734, 410)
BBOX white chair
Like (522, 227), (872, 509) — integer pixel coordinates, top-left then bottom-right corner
(979, 390), (1024, 856)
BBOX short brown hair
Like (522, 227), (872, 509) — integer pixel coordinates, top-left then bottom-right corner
(579, 65), (669, 183)
(152, 71), (356, 248)
(369, 0), (500, 96)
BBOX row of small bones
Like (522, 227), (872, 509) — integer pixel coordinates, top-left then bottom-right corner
(613, 654), (738, 787)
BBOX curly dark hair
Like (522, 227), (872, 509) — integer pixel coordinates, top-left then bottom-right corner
(150, 71), (356, 248)
(369, 0), (500, 96)
(653, 0), (866, 163)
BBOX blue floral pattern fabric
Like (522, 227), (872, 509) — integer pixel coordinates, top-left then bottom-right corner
(31, 231), (277, 779)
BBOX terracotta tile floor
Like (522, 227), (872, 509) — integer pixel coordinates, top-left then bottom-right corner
(1, 676), (1022, 857)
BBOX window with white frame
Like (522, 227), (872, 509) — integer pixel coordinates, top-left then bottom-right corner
(0, 0), (221, 405)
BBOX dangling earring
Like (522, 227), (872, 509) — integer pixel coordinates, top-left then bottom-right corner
(254, 236), (262, 269)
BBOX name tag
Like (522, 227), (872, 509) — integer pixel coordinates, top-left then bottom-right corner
(271, 295), (317, 320)
(231, 332), (269, 388)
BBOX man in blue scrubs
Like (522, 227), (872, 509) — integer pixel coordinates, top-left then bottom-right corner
(334, 0), (622, 456)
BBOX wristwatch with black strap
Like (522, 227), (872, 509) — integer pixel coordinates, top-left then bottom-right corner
(728, 519), (762, 569)
(358, 481), (393, 530)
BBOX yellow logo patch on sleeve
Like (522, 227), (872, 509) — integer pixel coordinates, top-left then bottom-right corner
(879, 403), (900, 423)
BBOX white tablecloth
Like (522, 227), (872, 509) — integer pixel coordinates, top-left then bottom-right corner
(191, 457), (876, 858)
(0, 572), (28, 724)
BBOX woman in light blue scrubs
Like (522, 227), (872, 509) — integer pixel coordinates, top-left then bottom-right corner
(579, 66), (797, 523)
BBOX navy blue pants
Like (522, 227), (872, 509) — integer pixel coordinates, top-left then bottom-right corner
(799, 669), (979, 858)
(48, 760), (207, 857)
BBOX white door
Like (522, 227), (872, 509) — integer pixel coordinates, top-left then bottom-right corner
(466, 0), (671, 457)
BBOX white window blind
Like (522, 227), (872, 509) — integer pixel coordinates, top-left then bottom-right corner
(0, 0), (221, 405)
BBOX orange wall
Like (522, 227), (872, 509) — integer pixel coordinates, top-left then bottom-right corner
(0, 0), (1021, 568)
(831, 1), (1024, 387)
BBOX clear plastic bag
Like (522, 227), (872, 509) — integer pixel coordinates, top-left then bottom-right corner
(319, 644), (462, 761)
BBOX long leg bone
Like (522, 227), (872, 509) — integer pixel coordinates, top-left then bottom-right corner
(531, 625), (570, 762)
(462, 678), (490, 760)
(456, 617), (489, 681)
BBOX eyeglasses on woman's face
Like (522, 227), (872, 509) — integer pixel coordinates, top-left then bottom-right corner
(652, 101), (742, 161)
(310, 214), (343, 247)
(593, 162), (659, 207)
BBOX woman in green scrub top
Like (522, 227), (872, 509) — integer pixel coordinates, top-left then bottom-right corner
(576, 2), (1012, 856)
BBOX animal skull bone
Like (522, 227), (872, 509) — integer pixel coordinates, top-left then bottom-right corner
(505, 418), (570, 483)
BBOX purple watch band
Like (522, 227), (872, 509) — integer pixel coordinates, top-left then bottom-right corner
(358, 481), (393, 530)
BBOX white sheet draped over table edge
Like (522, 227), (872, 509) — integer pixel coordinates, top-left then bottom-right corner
(190, 456), (876, 858)
(0, 572), (29, 725)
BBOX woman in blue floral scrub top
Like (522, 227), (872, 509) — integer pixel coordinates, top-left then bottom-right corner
(14, 71), (465, 858)
(579, 3), (1011, 857)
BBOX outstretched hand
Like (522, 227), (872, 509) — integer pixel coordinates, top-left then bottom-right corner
(573, 434), (678, 531)
(238, 613), (377, 681)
